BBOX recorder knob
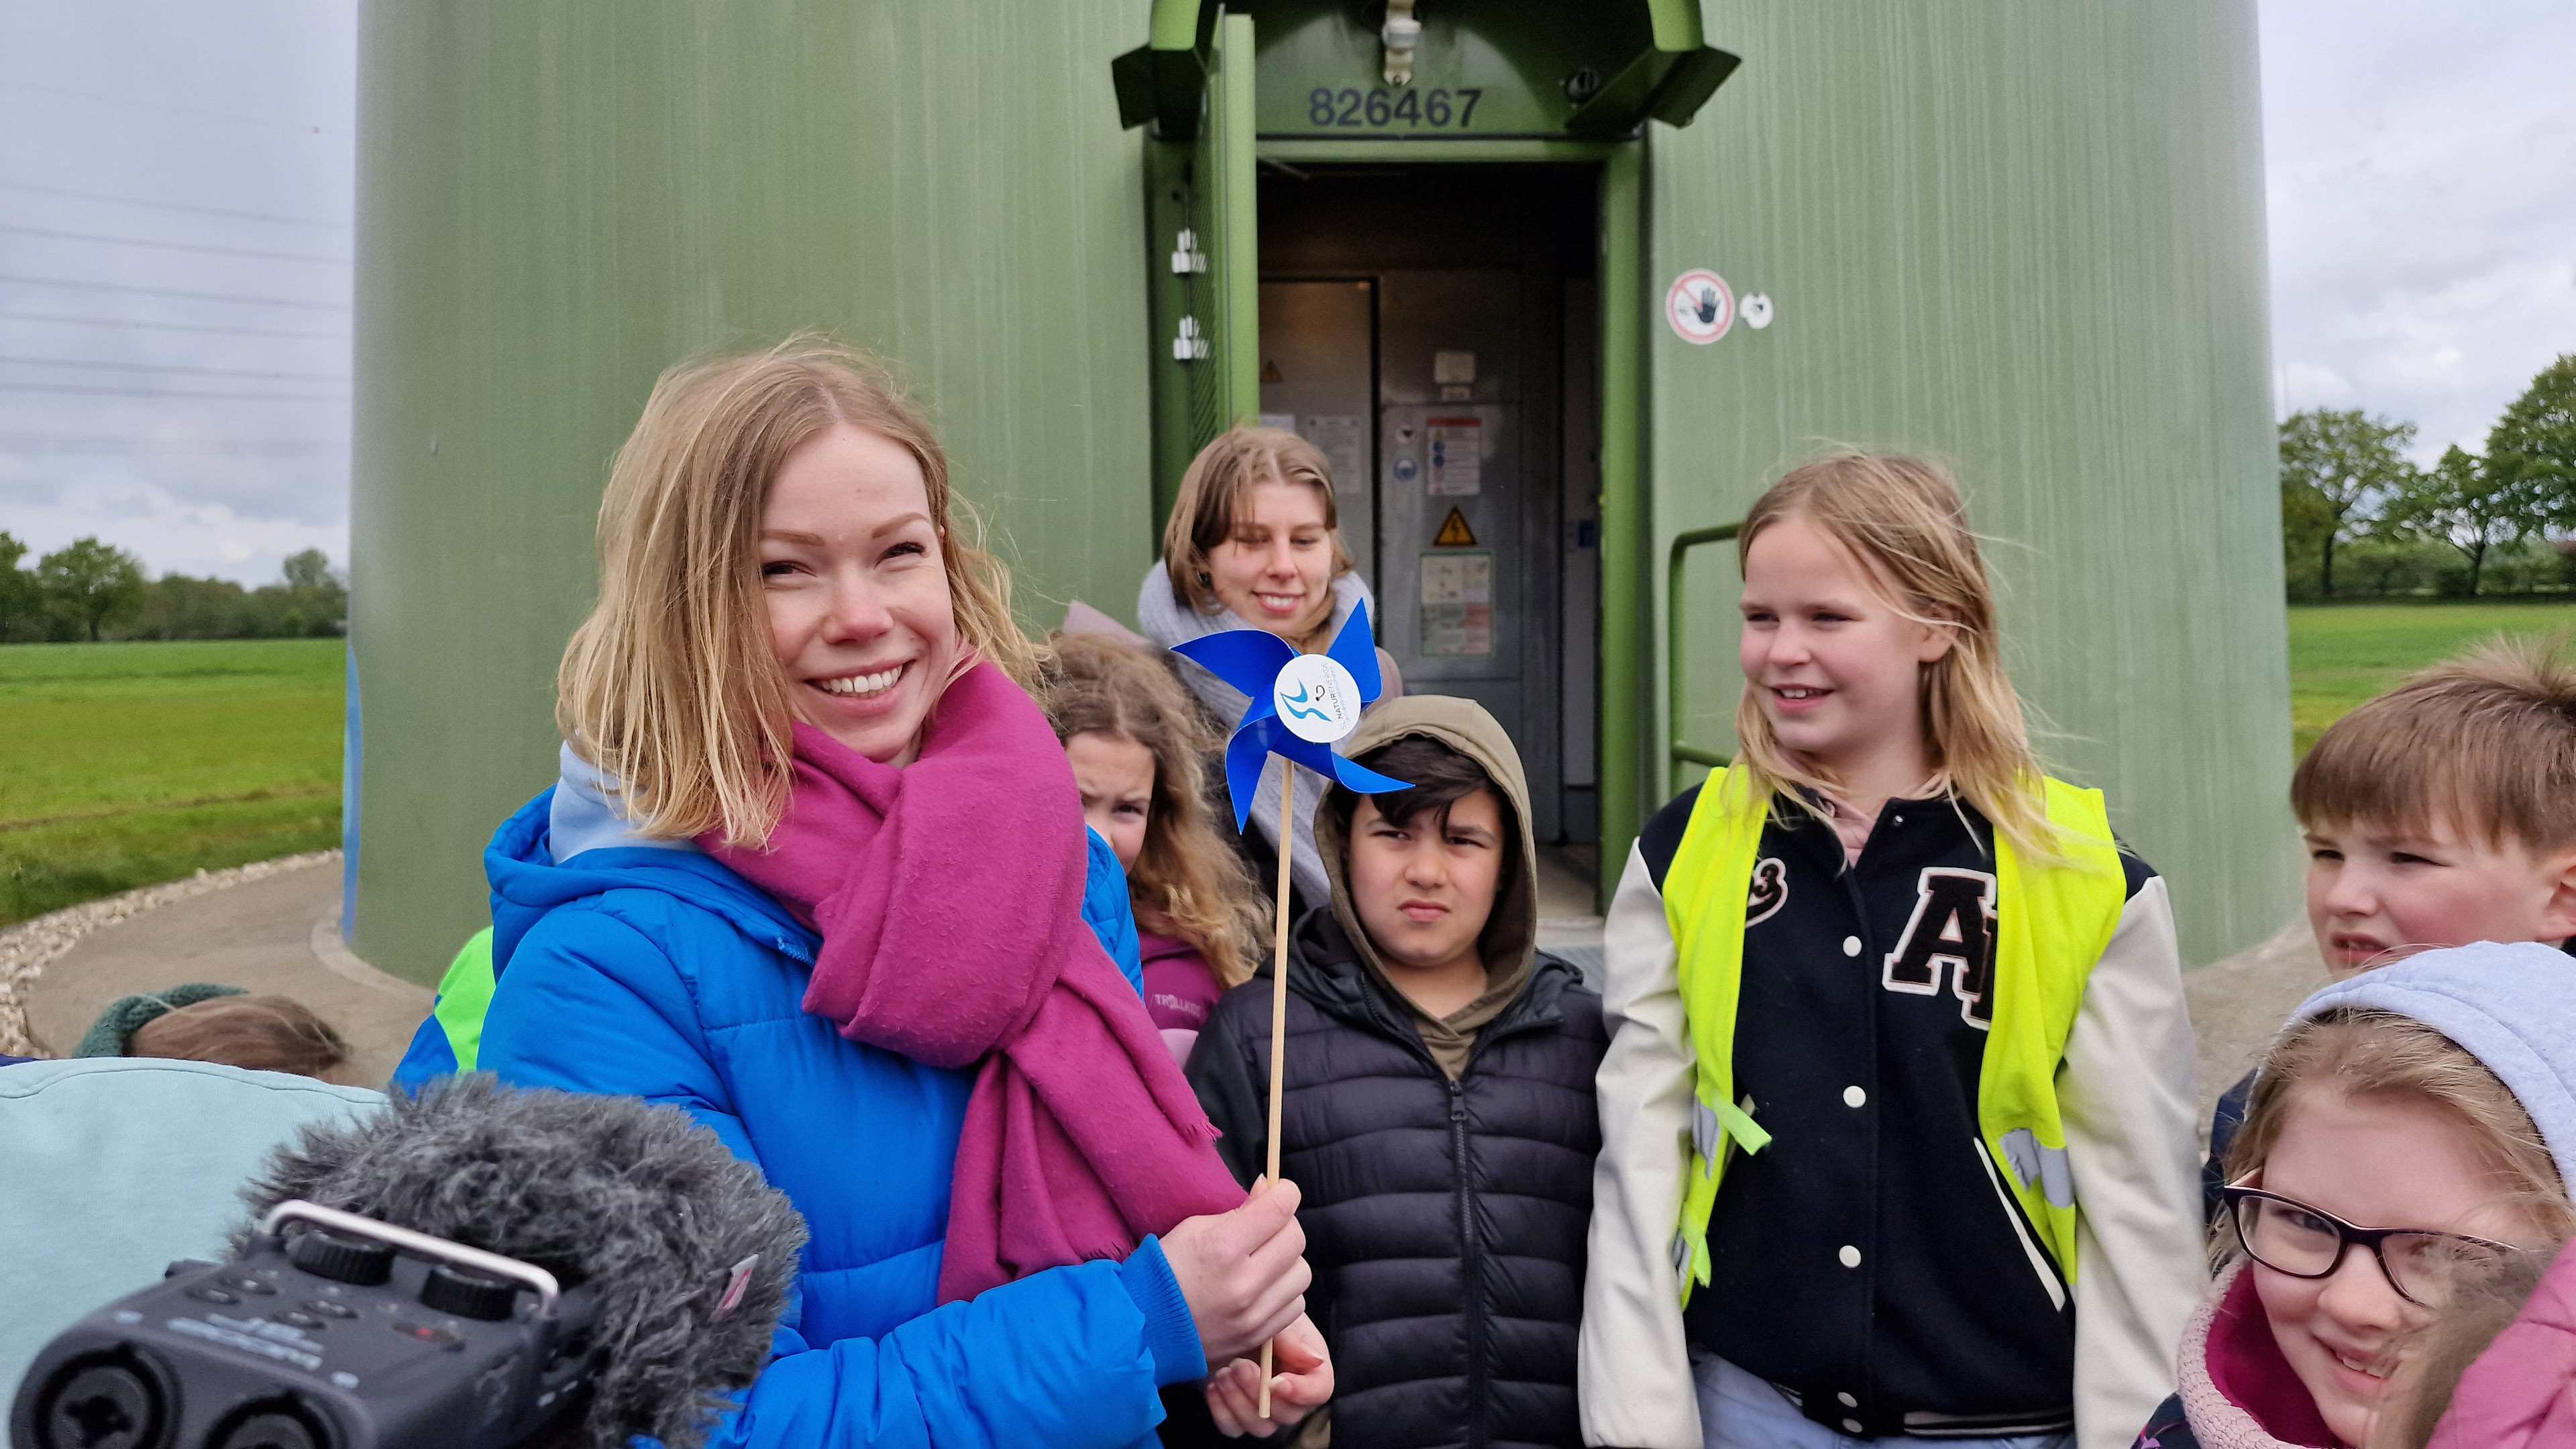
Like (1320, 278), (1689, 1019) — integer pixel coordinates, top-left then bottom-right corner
(289, 1230), (393, 1287)
(418, 1265), (518, 1322)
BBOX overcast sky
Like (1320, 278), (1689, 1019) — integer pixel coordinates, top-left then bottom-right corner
(0, 1), (354, 587)
(1, 1), (2569, 584)
(2263, 0), (2576, 465)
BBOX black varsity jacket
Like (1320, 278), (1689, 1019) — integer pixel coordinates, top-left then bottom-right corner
(1576, 785), (2205, 1449)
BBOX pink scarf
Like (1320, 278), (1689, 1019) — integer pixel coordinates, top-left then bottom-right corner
(703, 663), (1246, 1302)
(2170, 1263), (2339, 1449)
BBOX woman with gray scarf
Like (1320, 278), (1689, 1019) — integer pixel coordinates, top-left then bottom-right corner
(1136, 425), (1398, 919)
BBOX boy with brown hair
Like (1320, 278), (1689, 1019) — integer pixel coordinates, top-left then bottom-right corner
(2204, 634), (2576, 1205)
(1185, 696), (1607, 1449)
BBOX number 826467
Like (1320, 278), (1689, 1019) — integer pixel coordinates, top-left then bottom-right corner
(1306, 87), (1483, 129)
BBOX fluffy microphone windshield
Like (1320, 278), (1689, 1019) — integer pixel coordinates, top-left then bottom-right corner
(233, 1074), (808, 1449)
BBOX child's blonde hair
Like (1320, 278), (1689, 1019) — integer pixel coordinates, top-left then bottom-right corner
(1733, 450), (2056, 859)
(1042, 633), (1267, 987)
(557, 333), (1034, 848)
(2292, 633), (2576, 854)
(1159, 425), (1354, 618)
(2224, 1010), (2576, 1250)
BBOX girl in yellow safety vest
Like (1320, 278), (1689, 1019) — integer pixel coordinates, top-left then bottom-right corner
(1578, 453), (2204, 1449)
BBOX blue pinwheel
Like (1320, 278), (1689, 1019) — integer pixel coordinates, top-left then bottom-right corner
(1175, 600), (1406, 1411)
(1170, 600), (1409, 831)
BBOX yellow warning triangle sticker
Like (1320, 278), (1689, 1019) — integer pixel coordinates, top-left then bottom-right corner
(1434, 508), (1478, 547)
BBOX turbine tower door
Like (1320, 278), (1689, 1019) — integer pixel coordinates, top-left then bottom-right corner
(1259, 166), (1600, 847)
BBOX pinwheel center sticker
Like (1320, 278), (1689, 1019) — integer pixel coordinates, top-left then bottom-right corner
(1273, 653), (1363, 745)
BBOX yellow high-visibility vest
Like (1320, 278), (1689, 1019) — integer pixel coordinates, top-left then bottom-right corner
(1662, 765), (2125, 1305)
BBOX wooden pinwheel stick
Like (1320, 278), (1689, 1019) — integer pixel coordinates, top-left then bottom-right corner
(1260, 765), (1295, 1417)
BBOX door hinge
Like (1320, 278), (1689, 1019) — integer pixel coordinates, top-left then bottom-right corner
(1171, 228), (1208, 275)
(1173, 315), (1210, 362)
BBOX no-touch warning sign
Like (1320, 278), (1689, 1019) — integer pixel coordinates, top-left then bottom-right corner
(1666, 268), (1733, 344)
(1434, 507), (1477, 547)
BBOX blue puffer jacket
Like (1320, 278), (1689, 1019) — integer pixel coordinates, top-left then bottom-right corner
(476, 784), (1200, 1449)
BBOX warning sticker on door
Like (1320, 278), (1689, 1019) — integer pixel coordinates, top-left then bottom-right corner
(1426, 419), (1481, 496)
(1419, 551), (1493, 658)
(1300, 414), (1368, 491)
(1433, 507), (1477, 547)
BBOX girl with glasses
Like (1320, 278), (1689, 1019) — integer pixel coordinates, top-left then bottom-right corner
(2133, 941), (2576, 1449)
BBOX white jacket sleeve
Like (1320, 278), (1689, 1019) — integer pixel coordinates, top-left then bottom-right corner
(2059, 875), (2203, 1449)
(1580, 843), (1703, 1449)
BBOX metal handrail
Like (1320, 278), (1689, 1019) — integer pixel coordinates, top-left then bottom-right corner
(1666, 521), (1741, 779)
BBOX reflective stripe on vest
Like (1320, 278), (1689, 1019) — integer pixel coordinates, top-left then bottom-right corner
(1662, 767), (2126, 1306)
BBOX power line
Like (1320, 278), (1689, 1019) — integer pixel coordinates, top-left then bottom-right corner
(0, 178), (347, 230)
(0, 274), (347, 311)
(0, 354), (345, 382)
(0, 311), (345, 341)
(0, 436), (341, 454)
(0, 382), (344, 401)
(0, 223), (348, 266)
(0, 435), (338, 443)
(0, 78), (323, 135)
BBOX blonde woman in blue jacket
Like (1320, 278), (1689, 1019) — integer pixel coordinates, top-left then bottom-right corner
(480, 337), (1329, 1449)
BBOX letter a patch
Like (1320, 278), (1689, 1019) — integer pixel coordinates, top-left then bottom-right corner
(1882, 867), (1998, 1028)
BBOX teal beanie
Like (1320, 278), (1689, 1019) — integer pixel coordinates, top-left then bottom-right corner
(74, 983), (250, 1058)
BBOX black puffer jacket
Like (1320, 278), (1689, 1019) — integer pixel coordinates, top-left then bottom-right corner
(1187, 908), (1607, 1449)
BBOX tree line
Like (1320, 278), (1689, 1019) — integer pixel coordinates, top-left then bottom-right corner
(0, 533), (347, 643)
(6, 353), (2568, 636)
(2282, 354), (2576, 598)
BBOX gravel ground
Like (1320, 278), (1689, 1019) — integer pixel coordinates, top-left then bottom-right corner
(2181, 913), (2331, 1144)
(0, 850), (341, 1057)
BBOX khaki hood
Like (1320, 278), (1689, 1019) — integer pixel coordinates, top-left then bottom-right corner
(1311, 694), (1540, 1044)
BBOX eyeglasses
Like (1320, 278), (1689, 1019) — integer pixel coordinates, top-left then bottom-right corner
(2221, 1186), (2524, 1308)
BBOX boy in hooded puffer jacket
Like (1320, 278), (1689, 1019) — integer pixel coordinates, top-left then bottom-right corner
(1186, 696), (1607, 1449)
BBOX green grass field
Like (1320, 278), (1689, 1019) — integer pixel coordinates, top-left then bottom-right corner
(2288, 598), (2576, 757)
(0, 606), (2566, 928)
(0, 639), (343, 927)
